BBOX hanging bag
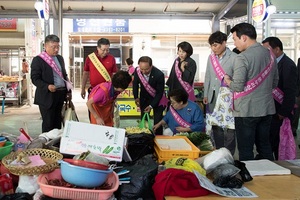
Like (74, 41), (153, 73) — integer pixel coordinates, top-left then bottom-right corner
(127, 113), (154, 162)
(139, 112), (152, 130)
(62, 100), (79, 126)
(278, 118), (297, 160)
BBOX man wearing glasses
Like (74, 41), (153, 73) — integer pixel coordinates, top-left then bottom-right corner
(31, 34), (72, 132)
(81, 38), (118, 100)
(81, 38), (118, 121)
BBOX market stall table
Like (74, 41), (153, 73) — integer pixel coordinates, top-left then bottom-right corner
(165, 174), (300, 200)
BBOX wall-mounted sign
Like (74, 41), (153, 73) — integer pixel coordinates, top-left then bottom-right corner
(252, 0), (268, 23)
(73, 19), (129, 33)
(0, 18), (17, 31)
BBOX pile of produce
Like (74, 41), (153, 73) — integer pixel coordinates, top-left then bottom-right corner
(125, 127), (152, 134)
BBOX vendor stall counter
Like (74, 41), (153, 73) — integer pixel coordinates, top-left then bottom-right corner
(165, 174), (300, 200)
(0, 76), (22, 105)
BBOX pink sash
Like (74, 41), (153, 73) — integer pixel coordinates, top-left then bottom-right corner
(233, 51), (275, 100)
(273, 87), (297, 111)
(136, 68), (168, 107)
(169, 105), (191, 128)
(210, 53), (226, 82)
(39, 52), (73, 90)
(175, 59), (196, 101)
(272, 87), (284, 104)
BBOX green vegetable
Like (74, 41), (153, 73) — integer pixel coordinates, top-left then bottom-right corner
(199, 140), (214, 151)
(176, 132), (210, 146)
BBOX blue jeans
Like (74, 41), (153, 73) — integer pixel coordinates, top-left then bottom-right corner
(235, 115), (274, 161)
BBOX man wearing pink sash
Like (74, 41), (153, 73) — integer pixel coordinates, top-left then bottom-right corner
(262, 37), (297, 160)
(224, 23), (279, 161)
(153, 89), (204, 135)
(166, 41), (197, 101)
(133, 56), (166, 135)
(204, 31), (237, 155)
(31, 34), (72, 132)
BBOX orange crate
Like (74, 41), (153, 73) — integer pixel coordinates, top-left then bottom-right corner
(154, 136), (200, 160)
(154, 148), (173, 163)
(154, 147), (211, 163)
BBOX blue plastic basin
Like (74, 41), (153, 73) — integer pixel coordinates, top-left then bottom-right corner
(59, 160), (113, 188)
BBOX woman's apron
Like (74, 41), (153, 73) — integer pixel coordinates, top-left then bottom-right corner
(89, 84), (114, 127)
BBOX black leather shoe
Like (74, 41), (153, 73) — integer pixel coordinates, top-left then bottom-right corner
(234, 160), (253, 182)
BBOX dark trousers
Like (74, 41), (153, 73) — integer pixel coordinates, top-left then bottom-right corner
(39, 90), (66, 133)
(141, 105), (164, 135)
(212, 125), (236, 155)
(235, 115), (274, 161)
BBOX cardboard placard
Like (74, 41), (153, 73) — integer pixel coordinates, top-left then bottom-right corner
(60, 121), (125, 162)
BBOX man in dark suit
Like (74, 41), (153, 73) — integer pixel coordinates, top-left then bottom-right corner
(31, 34), (72, 133)
(262, 37), (297, 160)
(133, 56), (165, 135)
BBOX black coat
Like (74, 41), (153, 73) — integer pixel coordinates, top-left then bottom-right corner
(31, 54), (68, 109)
(166, 57), (196, 92)
(132, 66), (165, 109)
(275, 54), (297, 119)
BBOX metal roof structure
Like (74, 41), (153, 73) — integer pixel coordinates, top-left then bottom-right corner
(0, 0), (248, 20)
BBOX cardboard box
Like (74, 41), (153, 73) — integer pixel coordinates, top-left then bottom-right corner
(60, 121), (125, 162)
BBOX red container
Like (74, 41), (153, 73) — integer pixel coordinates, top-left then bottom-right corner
(63, 159), (109, 170)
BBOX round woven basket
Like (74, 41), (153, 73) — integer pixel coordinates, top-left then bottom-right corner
(1, 148), (63, 176)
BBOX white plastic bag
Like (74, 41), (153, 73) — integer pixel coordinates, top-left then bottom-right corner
(195, 147), (234, 173)
(16, 175), (39, 195)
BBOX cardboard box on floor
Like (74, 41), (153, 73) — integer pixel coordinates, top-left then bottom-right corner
(60, 121), (125, 162)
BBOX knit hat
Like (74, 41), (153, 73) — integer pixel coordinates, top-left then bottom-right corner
(152, 168), (211, 200)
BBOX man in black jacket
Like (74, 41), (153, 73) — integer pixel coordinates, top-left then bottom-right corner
(31, 34), (72, 132)
(262, 37), (297, 159)
(133, 56), (165, 135)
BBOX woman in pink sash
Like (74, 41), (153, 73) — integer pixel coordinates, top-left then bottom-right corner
(87, 71), (132, 126)
(153, 89), (204, 135)
(166, 41), (197, 101)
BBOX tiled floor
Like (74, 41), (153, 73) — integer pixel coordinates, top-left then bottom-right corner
(1, 88), (300, 159)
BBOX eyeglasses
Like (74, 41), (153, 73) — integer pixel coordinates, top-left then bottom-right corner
(49, 45), (60, 50)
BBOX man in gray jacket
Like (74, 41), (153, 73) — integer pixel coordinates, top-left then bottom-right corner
(224, 23), (279, 161)
(204, 31), (237, 155)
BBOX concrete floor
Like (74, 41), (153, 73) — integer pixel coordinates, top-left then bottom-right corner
(0, 89), (138, 138)
(1, 88), (300, 159)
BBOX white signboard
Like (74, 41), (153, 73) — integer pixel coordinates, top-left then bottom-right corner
(60, 121), (125, 162)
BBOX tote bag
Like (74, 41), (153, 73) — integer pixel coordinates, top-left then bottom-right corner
(278, 118), (296, 160)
